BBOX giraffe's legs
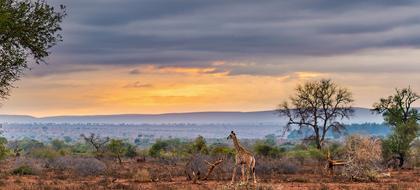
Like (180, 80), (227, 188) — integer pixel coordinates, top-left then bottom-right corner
(231, 164), (237, 185)
(241, 165), (245, 182)
(252, 158), (257, 184)
(246, 164), (250, 183)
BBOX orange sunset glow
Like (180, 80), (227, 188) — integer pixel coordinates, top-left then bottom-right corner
(3, 47), (420, 117)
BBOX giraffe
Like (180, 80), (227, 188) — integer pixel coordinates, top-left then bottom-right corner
(227, 131), (256, 184)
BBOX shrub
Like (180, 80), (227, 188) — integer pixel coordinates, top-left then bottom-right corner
(185, 153), (211, 181)
(49, 157), (106, 176)
(286, 148), (324, 164)
(211, 157), (235, 180)
(0, 137), (9, 160)
(73, 158), (107, 176)
(30, 147), (60, 160)
(19, 139), (45, 154)
(188, 136), (209, 154)
(342, 135), (382, 181)
(134, 169), (151, 182)
(7, 140), (22, 157)
(324, 142), (345, 159)
(406, 139), (420, 168)
(125, 143), (138, 158)
(107, 139), (126, 164)
(51, 139), (68, 151)
(70, 142), (90, 155)
(253, 141), (284, 158)
(149, 140), (169, 157)
(49, 156), (73, 170)
(148, 166), (174, 182)
(209, 143), (235, 157)
(149, 139), (187, 158)
(307, 148), (324, 160)
(12, 158), (43, 175)
(12, 165), (35, 175)
(256, 157), (300, 176)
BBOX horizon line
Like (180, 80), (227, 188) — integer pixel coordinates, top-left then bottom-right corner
(0, 106), (374, 118)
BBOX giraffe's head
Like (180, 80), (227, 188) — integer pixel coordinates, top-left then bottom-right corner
(227, 131), (236, 140)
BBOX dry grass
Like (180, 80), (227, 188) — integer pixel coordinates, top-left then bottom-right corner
(49, 156), (107, 176)
(0, 153), (417, 189)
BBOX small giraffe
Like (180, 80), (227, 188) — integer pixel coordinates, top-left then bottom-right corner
(227, 131), (256, 184)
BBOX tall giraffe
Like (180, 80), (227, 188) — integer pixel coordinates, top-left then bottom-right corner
(227, 131), (256, 184)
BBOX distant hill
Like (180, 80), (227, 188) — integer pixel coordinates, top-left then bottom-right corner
(0, 108), (383, 124)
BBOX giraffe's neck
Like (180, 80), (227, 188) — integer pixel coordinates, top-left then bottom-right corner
(232, 136), (244, 152)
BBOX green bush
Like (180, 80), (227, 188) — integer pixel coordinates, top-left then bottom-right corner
(149, 140), (169, 157)
(188, 136), (209, 154)
(0, 137), (9, 160)
(325, 142), (345, 158)
(12, 165), (35, 175)
(51, 139), (68, 151)
(19, 139), (45, 154)
(253, 141), (284, 158)
(107, 139), (126, 164)
(307, 148), (324, 159)
(209, 143), (235, 157)
(30, 147), (60, 160)
(124, 143), (138, 158)
(286, 148), (324, 163)
(149, 139), (186, 158)
(70, 142), (90, 155)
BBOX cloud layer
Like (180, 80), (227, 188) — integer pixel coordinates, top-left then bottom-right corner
(46, 0), (420, 74)
(3, 0), (420, 116)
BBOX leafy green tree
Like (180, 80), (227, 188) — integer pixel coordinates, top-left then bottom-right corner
(279, 79), (354, 149)
(124, 143), (138, 158)
(149, 140), (168, 157)
(373, 87), (420, 167)
(148, 138), (188, 158)
(19, 138), (44, 153)
(0, 137), (8, 159)
(0, 0), (65, 100)
(70, 142), (90, 155)
(51, 139), (67, 151)
(108, 139), (126, 164)
(189, 135), (209, 154)
(253, 141), (283, 158)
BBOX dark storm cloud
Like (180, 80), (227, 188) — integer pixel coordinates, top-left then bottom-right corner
(47, 0), (420, 75)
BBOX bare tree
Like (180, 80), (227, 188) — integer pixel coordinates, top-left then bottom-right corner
(278, 79), (354, 149)
(81, 133), (109, 157)
(7, 140), (22, 157)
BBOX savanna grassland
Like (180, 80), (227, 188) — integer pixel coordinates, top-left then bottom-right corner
(0, 135), (418, 190)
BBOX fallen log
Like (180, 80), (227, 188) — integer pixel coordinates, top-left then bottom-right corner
(203, 158), (224, 180)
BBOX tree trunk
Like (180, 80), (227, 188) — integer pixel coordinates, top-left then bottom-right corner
(314, 128), (322, 150)
(315, 139), (322, 150)
(117, 154), (122, 164)
(398, 153), (405, 168)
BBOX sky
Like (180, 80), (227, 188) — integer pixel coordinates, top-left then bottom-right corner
(2, 0), (420, 116)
